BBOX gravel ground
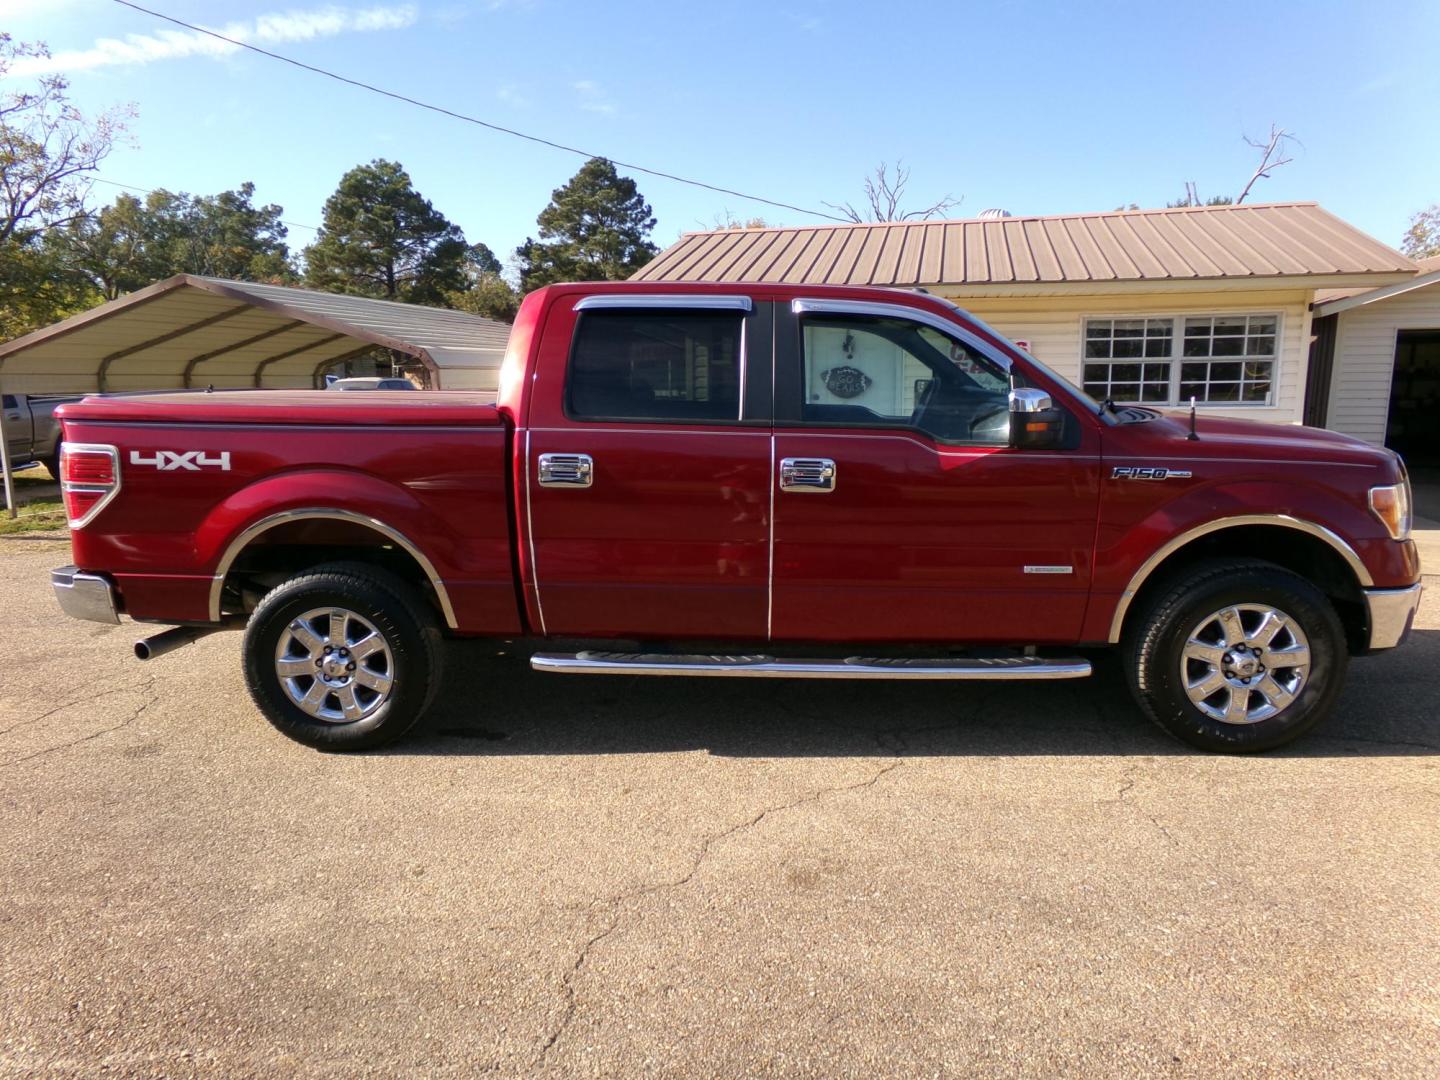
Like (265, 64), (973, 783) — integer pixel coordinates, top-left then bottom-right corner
(1, 537), (1437, 1078)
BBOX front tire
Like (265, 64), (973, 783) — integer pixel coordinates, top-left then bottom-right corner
(1124, 559), (1347, 752)
(243, 564), (444, 750)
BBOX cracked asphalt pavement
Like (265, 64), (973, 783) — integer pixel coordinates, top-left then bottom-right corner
(2, 536), (1438, 1077)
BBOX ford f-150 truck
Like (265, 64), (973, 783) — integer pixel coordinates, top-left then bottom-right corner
(50, 282), (1422, 752)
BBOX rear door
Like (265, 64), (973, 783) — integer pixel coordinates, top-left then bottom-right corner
(769, 298), (1102, 645)
(522, 294), (773, 640)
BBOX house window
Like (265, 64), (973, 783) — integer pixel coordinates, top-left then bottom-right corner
(1082, 314), (1278, 405)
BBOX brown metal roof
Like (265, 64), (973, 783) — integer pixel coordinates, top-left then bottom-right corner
(633, 202), (1418, 288)
(0, 275), (511, 394)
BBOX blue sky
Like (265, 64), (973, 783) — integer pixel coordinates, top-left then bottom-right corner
(5, 0), (1438, 272)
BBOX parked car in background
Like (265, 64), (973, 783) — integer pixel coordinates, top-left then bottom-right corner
(49, 282), (1420, 754)
(3, 393), (77, 477)
(327, 377), (417, 391)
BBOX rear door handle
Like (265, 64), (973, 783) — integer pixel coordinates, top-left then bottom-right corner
(779, 457), (836, 493)
(537, 452), (594, 488)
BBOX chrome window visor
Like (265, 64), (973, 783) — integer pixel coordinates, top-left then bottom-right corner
(791, 298), (1012, 373)
(574, 294), (754, 312)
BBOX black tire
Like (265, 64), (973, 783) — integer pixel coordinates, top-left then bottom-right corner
(1124, 558), (1347, 753)
(48, 444), (62, 482)
(243, 563), (445, 751)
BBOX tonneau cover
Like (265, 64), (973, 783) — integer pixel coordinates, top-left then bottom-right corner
(57, 390), (503, 427)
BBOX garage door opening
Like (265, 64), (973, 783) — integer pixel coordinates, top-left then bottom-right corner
(1386, 330), (1440, 469)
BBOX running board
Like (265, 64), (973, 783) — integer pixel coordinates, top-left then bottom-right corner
(530, 651), (1091, 680)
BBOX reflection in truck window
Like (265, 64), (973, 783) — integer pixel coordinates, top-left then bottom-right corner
(800, 315), (1011, 445)
(567, 310), (742, 422)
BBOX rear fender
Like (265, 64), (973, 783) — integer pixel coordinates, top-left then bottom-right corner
(198, 469), (461, 627)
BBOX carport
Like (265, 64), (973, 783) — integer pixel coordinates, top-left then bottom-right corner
(0, 274), (512, 515)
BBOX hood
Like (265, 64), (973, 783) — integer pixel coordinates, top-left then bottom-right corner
(1118, 409), (1399, 470)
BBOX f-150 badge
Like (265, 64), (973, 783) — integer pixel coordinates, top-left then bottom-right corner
(1111, 466), (1192, 480)
(129, 450), (231, 472)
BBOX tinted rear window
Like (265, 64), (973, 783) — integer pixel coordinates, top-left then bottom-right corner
(567, 310), (742, 423)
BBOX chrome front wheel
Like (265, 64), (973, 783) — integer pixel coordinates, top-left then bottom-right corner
(1181, 604), (1311, 725)
(274, 607), (395, 724)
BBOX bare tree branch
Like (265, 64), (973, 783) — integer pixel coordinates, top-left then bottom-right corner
(824, 161), (961, 223)
(1235, 124), (1298, 204)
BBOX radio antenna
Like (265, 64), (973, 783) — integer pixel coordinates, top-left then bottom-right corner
(1187, 396), (1200, 440)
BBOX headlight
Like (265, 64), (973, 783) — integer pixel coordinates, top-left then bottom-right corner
(1369, 482), (1412, 541)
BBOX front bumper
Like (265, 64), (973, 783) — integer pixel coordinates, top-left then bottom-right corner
(1364, 582), (1422, 650)
(51, 565), (120, 625)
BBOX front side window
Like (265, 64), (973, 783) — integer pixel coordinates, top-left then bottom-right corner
(568, 310), (742, 422)
(800, 315), (1012, 445)
(1083, 314), (1278, 405)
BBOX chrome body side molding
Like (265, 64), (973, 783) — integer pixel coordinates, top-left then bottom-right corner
(1107, 514), (1376, 643)
(208, 507), (459, 629)
(531, 652), (1092, 680)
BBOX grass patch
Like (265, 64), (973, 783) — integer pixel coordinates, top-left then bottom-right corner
(0, 497), (66, 535)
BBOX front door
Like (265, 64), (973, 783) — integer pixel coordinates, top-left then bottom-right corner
(769, 300), (1102, 645)
(523, 295), (773, 640)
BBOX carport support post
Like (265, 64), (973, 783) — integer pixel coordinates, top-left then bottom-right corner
(0, 378), (15, 519)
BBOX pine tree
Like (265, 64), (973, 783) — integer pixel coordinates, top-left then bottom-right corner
(303, 159), (472, 304)
(515, 158), (658, 291)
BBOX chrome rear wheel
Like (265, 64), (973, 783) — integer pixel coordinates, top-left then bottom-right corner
(274, 607), (395, 724)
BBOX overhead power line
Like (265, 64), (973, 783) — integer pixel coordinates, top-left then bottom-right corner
(90, 177), (320, 232)
(108, 0), (851, 224)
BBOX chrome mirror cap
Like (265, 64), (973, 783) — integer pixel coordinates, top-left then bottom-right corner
(1009, 387), (1053, 414)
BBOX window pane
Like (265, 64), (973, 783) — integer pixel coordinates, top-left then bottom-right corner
(1248, 316), (1277, 336)
(802, 315), (1012, 445)
(1249, 335), (1275, 356)
(1212, 336), (1244, 356)
(1141, 383), (1169, 402)
(1113, 338), (1142, 358)
(568, 311), (742, 421)
(1242, 381), (1271, 401)
(1085, 340), (1111, 359)
(1208, 383), (1240, 402)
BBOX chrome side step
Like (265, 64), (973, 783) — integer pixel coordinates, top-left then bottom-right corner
(530, 651), (1091, 680)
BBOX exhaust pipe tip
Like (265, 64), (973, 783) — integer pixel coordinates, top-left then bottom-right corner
(134, 624), (219, 661)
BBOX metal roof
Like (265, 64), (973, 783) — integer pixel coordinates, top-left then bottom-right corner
(1313, 255), (1440, 317)
(0, 274), (511, 394)
(632, 202), (1418, 292)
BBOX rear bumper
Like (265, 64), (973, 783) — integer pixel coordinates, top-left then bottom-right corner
(1364, 582), (1422, 650)
(51, 565), (120, 625)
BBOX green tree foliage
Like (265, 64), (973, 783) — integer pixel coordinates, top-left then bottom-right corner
(447, 272), (521, 324)
(51, 183), (291, 300)
(515, 158), (657, 291)
(0, 34), (129, 338)
(1401, 204), (1440, 260)
(303, 159), (479, 304)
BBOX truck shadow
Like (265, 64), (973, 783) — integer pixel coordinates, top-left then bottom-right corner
(389, 630), (1440, 759)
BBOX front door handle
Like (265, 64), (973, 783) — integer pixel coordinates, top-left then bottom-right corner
(537, 452), (594, 488)
(779, 457), (836, 493)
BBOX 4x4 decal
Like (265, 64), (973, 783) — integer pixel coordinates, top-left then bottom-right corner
(129, 450), (231, 472)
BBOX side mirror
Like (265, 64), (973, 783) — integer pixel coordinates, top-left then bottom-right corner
(1009, 387), (1066, 450)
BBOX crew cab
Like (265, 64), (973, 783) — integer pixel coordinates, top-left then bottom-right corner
(50, 283), (1422, 752)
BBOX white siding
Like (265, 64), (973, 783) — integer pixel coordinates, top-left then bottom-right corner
(934, 289), (1314, 424)
(1326, 282), (1440, 445)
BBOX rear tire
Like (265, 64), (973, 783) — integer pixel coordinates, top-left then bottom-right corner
(242, 563), (444, 751)
(1124, 559), (1347, 753)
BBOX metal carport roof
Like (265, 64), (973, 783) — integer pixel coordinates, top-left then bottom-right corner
(0, 274), (512, 394)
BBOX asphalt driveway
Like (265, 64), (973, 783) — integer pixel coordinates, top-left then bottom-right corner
(1, 535), (1437, 1077)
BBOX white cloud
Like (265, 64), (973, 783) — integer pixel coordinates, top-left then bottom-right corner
(573, 79), (616, 116)
(496, 82), (529, 108)
(5, 4), (418, 77)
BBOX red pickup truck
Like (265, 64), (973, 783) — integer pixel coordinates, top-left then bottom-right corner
(51, 282), (1421, 752)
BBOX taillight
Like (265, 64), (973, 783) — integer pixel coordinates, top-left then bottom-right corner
(60, 444), (122, 529)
